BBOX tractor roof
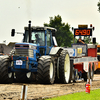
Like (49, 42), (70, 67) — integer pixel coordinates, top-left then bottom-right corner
(24, 26), (57, 32)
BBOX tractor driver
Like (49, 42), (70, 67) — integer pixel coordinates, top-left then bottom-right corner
(77, 36), (85, 44)
(35, 34), (43, 45)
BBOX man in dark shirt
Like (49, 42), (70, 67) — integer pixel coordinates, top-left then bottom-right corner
(77, 36), (85, 44)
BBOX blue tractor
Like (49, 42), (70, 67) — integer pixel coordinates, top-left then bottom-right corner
(0, 21), (71, 84)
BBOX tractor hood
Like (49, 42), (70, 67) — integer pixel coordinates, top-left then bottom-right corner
(15, 43), (37, 49)
(14, 43), (38, 58)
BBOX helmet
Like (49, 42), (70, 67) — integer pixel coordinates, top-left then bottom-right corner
(79, 36), (81, 38)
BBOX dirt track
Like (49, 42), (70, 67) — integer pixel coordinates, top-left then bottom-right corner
(0, 74), (100, 100)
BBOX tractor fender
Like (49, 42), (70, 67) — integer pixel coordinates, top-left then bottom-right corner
(49, 47), (63, 55)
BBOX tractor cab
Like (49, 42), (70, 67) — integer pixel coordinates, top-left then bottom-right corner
(23, 27), (45, 46)
(23, 26), (57, 56)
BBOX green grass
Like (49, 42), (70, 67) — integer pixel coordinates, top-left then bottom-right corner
(45, 89), (100, 100)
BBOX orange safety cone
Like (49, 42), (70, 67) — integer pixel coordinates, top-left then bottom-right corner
(85, 83), (90, 93)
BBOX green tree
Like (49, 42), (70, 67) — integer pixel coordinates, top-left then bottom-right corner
(44, 15), (74, 47)
(84, 36), (98, 44)
(83, 36), (91, 43)
(97, 1), (100, 12)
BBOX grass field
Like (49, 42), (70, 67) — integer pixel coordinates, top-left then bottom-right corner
(45, 89), (100, 100)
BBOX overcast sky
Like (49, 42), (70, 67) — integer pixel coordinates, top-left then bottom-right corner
(0, 0), (100, 44)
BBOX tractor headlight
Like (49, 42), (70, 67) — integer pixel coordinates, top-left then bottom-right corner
(29, 45), (37, 49)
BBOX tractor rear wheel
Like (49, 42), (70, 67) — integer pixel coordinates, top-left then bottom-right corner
(37, 56), (55, 84)
(0, 56), (14, 83)
(59, 50), (70, 84)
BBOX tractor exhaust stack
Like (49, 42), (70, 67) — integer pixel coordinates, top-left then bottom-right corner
(28, 20), (31, 43)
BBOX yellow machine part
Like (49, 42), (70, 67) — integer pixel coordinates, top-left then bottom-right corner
(77, 48), (82, 56)
(97, 53), (100, 55)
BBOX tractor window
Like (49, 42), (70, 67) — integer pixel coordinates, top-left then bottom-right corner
(47, 30), (51, 46)
(31, 31), (45, 46)
(23, 30), (45, 46)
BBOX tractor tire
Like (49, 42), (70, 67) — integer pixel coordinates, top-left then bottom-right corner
(27, 72), (36, 82)
(37, 56), (55, 84)
(15, 72), (34, 83)
(43, 56), (55, 84)
(36, 56), (44, 83)
(0, 56), (14, 83)
(90, 63), (94, 81)
(59, 50), (70, 84)
(54, 58), (60, 83)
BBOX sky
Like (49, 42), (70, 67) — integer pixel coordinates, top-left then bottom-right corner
(0, 0), (100, 45)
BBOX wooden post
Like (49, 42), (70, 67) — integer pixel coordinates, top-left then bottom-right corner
(21, 84), (28, 100)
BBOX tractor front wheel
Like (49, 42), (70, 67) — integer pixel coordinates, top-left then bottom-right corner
(37, 56), (55, 84)
(43, 56), (55, 84)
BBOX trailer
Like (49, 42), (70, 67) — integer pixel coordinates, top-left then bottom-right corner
(68, 24), (98, 81)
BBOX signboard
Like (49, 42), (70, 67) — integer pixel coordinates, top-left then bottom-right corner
(74, 29), (92, 36)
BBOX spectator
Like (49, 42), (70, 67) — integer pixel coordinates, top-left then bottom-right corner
(77, 36), (85, 44)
